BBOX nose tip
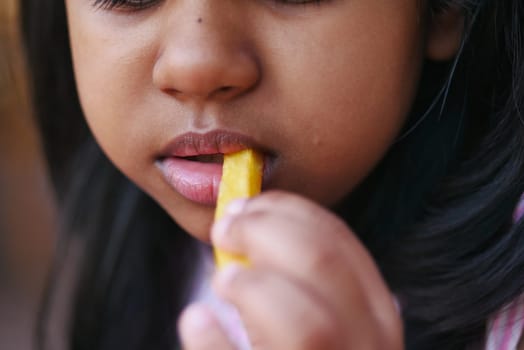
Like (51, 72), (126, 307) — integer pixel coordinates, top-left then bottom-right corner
(153, 42), (260, 102)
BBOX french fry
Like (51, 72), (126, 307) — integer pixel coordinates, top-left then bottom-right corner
(214, 149), (263, 269)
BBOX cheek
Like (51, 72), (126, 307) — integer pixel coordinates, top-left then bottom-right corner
(261, 6), (424, 205)
(66, 5), (159, 175)
(65, 8), (216, 239)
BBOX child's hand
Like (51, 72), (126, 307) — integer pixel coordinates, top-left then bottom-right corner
(180, 191), (403, 349)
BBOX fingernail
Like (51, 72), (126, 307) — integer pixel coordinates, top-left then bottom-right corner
(182, 304), (215, 331)
(216, 263), (242, 288)
(226, 198), (248, 215)
(211, 215), (233, 244)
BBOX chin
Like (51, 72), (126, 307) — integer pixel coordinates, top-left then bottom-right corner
(165, 204), (215, 244)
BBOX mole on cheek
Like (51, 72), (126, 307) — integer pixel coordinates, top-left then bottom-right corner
(197, 17), (202, 23)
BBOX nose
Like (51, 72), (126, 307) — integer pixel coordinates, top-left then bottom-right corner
(152, 4), (260, 103)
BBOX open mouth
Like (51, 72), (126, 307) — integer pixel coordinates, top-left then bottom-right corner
(158, 149), (273, 205)
(183, 154), (224, 164)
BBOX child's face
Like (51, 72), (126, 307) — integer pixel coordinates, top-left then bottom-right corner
(66, 0), (426, 241)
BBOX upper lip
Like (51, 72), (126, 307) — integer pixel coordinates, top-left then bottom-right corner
(160, 130), (271, 158)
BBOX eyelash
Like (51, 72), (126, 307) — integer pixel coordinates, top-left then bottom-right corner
(93, 0), (157, 10)
(92, 0), (324, 11)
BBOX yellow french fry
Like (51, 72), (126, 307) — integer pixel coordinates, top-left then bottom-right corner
(214, 149), (263, 269)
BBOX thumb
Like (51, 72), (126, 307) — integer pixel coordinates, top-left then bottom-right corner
(178, 303), (238, 350)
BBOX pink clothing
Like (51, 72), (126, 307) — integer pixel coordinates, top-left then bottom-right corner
(484, 194), (524, 350)
(192, 247), (251, 350)
(485, 294), (524, 350)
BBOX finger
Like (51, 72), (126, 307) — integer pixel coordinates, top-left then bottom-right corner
(225, 190), (330, 222)
(243, 192), (403, 347)
(212, 192), (363, 314)
(178, 303), (237, 350)
(212, 191), (353, 267)
(212, 191), (401, 341)
(213, 264), (345, 350)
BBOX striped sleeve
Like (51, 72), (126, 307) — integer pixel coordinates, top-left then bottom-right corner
(484, 194), (524, 350)
(485, 294), (524, 350)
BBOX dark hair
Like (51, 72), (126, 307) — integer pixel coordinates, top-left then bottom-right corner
(20, 0), (524, 349)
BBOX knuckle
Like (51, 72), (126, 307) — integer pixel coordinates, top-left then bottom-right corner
(229, 209), (268, 234)
(254, 190), (293, 207)
(305, 242), (345, 275)
(294, 311), (341, 350)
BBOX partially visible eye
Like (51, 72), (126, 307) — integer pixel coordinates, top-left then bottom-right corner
(93, 0), (325, 11)
(267, 0), (327, 9)
(92, 0), (160, 11)
(274, 0), (324, 4)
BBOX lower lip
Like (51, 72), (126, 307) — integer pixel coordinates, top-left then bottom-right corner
(158, 157), (222, 205)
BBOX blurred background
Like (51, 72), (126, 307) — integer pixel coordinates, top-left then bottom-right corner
(1, 0), (56, 348)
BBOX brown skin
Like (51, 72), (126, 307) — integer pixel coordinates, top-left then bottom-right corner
(66, 0), (464, 348)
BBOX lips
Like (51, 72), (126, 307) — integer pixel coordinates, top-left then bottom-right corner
(157, 130), (270, 205)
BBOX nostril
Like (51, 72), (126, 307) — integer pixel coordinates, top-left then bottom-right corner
(210, 86), (236, 99)
(164, 87), (183, 96)
(218, 86), (233, 93)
